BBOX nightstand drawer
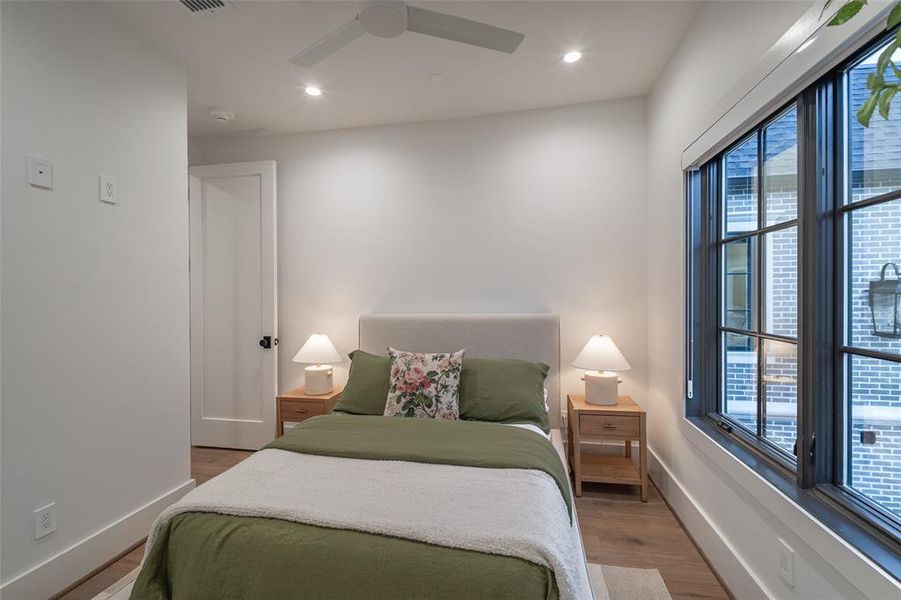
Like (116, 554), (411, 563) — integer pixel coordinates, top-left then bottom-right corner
(280, 400), (326, 421)
(580, 414), (640, 438)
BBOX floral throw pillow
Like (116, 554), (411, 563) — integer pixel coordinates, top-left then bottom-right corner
(383, 348), (465, 420)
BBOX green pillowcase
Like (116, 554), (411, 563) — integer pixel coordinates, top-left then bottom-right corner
(332, 350), (391, 415)
(459, 358), (550, 432)
(335, 350), (550, 433)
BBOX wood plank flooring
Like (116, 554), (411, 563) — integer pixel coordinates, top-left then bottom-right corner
(62, 447), (728, 600)
(577, 484), (730, 599)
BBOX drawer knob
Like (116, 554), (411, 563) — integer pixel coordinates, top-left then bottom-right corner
(603, 423), (616, 429)
(295, 408), (308, 414)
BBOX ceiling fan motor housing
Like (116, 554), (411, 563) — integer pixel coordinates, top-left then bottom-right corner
(359, 2), (408, 38)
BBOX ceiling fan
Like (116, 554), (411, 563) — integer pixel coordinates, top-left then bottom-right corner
(289, 1), (525, 68)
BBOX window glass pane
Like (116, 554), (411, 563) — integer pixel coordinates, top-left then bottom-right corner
(762, 226), (798, 338)
(762, 339), (797, 456)
(847, 199), (901, 355)
(724, 135), (759, 235)
(723, 238), (756, 332)
(846, 41), (901, 204)
(846, 354), (901, 521)
(763, 107), (798, 226)
(723, 333), (757, 432)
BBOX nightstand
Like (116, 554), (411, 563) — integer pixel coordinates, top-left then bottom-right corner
(276, 385), (343, 436)
(567, 394), (648, 501)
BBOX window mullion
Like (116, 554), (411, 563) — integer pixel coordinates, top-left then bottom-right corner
(702, 162), (720, 416)
(756, 128), (765, 439)
(833, 68), (847, 492)
(799, 86), (832, 488)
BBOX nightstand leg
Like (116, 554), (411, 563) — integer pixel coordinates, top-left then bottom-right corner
(639, 419), (648, 502)
(572, 414), (582, 498)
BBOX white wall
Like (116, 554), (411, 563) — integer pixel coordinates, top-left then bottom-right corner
(0, 2), (192, 597)
(646, 2), (900, 598)
(198, 99), (649, 416)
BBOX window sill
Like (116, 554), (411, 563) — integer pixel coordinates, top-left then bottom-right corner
(683, 415), (900, 586)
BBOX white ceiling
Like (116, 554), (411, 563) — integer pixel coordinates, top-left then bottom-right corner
(107, 1), (702, 137)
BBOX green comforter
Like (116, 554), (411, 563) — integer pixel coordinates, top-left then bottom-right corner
(131, 414), (569, 599)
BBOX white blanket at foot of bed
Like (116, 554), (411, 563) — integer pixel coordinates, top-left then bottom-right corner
(146, 448), (593, 600)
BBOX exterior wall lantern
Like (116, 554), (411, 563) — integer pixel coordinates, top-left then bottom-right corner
(869, 263), (901, 339)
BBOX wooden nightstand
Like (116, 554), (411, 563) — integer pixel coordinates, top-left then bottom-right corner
(276, 385), (343, 436)
(567, 394), (648, 501)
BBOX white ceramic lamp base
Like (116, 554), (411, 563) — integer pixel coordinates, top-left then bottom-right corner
(304, 364), (334, 395)
(583, 370), (620, 405)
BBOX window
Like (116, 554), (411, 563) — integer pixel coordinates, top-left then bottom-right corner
(686, 29), (901, 570)
(840, 38), (901, 525)
(718, 107), (800, 462)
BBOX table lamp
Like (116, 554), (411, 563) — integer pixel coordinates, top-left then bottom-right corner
(292, 334), (342, 395)
(572, 335), (631, 405)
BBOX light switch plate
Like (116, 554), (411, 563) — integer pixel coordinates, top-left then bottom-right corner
(99, 175), (118, 205)
(28, 156), (53, 189)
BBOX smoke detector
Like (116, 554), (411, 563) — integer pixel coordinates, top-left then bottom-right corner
(207, 106), (235, 124)
(178, 0), (234, 15)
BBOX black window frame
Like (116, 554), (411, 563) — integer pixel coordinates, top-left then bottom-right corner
(686, 27), (901, 577)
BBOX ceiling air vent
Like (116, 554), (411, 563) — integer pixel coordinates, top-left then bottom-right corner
(178, 0), (234, 15)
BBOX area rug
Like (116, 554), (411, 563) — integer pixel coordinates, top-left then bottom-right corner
(96, 563), (671, 599)
(589, 563), (673, 600)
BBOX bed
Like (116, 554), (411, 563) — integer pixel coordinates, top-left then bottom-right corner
(131, 313), (593, 600)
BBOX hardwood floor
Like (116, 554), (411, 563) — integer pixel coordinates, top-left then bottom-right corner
(577, 483), (730, 599)
(62, 448), (728, 600)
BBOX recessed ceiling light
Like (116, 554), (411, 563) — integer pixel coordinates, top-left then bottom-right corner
(563, 51), (582, 63)
(305, 86), (322, 97)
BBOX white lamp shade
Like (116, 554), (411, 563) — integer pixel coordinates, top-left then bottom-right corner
(292, 334), (342, 364)
(572, 335), (631, 372)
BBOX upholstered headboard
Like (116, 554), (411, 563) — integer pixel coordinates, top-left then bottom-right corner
(358, 313), (562, 428)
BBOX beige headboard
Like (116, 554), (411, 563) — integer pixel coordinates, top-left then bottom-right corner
(358, 313), (562, 428)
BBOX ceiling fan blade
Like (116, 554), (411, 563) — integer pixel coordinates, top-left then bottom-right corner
(289, 18), (366, 68)
(405, 6), (524, 54)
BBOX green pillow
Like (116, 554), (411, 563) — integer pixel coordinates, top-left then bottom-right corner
(459, 358), (550, 432)
(333, 350), (391, 415)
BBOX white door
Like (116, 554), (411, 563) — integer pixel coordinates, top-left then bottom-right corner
(189, 161), (277, 450)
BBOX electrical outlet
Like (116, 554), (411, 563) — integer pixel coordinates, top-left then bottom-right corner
(27, 156), (53, 189)
(99, 175), (118, 205)
(34, 503), (57, 540)
(779, 539), (795, 588)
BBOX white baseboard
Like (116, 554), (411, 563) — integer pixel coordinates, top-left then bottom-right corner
(647, 447), (772, 600)
(0, 480), (195, 600)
